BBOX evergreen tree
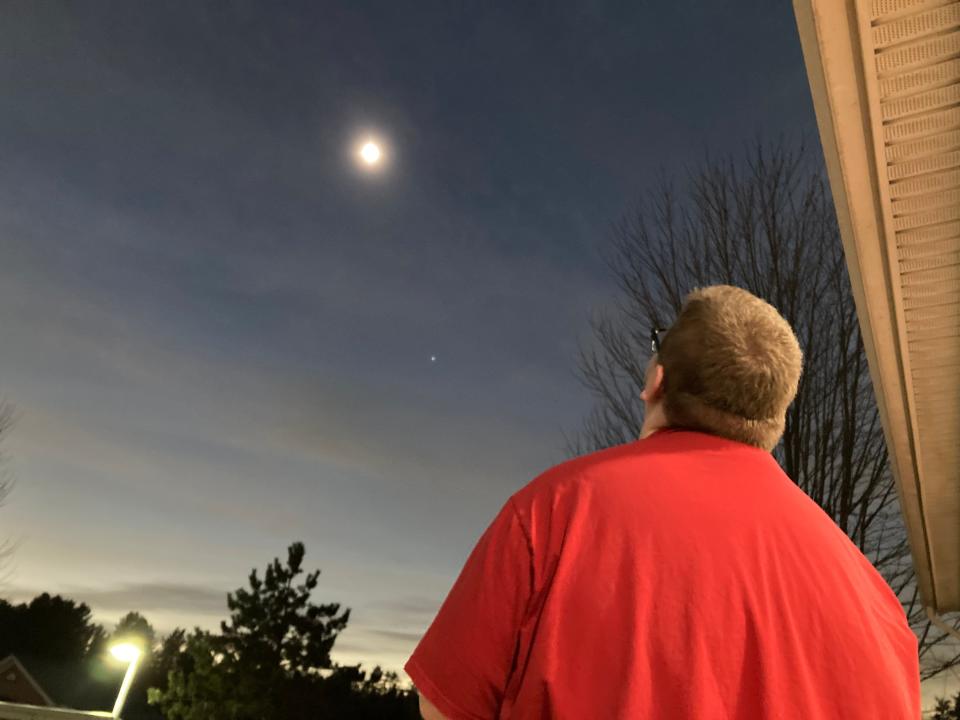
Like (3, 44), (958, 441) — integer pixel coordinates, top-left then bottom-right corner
(112, 611), (157, 652)
(932, 691), (960, 720)
(149, 542), (416, 718)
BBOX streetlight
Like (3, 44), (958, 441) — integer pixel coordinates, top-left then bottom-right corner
(109, 642), (142, 718)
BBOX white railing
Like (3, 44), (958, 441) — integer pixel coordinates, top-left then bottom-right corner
(0, 701), (113, 720)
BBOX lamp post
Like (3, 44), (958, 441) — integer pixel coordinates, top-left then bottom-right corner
(109, 642), (142, 719)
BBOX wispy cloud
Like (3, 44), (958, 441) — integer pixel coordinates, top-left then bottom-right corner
(363, 595), (440, 627)
(4, 581), (229, 615)
(365, 628), (425, 644)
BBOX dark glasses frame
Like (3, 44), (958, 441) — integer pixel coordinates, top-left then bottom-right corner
(650, 327), (668, 354)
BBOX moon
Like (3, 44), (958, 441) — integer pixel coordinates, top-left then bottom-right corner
(360, 141), (382, 166)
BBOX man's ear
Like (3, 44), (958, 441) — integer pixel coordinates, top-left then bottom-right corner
(641, 363), (665, 403)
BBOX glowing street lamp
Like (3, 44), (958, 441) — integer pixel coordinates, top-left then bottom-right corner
(109, 642), (142, 718)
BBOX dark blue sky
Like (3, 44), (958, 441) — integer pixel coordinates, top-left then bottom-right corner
(0, 1), (817, 674)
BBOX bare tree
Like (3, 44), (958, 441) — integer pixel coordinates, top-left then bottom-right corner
(566, 139), (959, 681)
(0, 399), (15, 576)
(0, 399), (13, 505)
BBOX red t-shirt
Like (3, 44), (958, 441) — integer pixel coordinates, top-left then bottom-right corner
(404, 428), (920, 719)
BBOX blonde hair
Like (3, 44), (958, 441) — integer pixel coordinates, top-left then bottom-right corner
(658, 285), (803, 452)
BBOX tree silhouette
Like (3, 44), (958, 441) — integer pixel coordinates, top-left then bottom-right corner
(148, 542), (415, 719)
(932, 691), (960, 720)
(149, 627), (187, 693)
(0, 593), (106, 664)
(149, 630), (260, 720)
(0, 593), (124, 710)
(220, 541), (350, 681)
(112, 611), (157, 652)
(0, 400), (13, 502)
(568, 138), (959, 680)
(0, 399), (16, 570)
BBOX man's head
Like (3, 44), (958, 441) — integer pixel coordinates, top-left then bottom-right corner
(639, 285), (803, 452)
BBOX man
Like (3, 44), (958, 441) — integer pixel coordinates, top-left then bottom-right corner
(405, 285), (920, 719)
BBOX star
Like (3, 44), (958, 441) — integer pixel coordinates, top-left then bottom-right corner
(430, 355), (437, 362)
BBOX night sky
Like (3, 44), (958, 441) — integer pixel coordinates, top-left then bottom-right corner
(0, 1), (820, 678)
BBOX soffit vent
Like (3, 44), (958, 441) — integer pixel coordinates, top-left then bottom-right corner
(870, 0), (960, 607)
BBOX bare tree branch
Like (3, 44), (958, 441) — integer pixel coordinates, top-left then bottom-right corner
(0, 398), (17, 580)
(566, 138), (958, 681)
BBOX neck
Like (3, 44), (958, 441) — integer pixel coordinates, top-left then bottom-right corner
(639, 402), (668, 440)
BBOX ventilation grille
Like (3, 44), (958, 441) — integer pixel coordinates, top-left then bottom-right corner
(871, 0), (960, 602)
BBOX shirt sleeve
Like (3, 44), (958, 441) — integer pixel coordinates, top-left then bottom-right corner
(404, 495), (533, 720)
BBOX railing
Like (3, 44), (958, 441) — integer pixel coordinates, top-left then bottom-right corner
(0, 701), (113, 720)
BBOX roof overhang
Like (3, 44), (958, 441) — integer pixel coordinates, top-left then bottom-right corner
(791, 0), (960, 618)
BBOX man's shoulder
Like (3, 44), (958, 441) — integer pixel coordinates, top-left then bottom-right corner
(511, 438), (648, 507)
(511, 429), (773, 507)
